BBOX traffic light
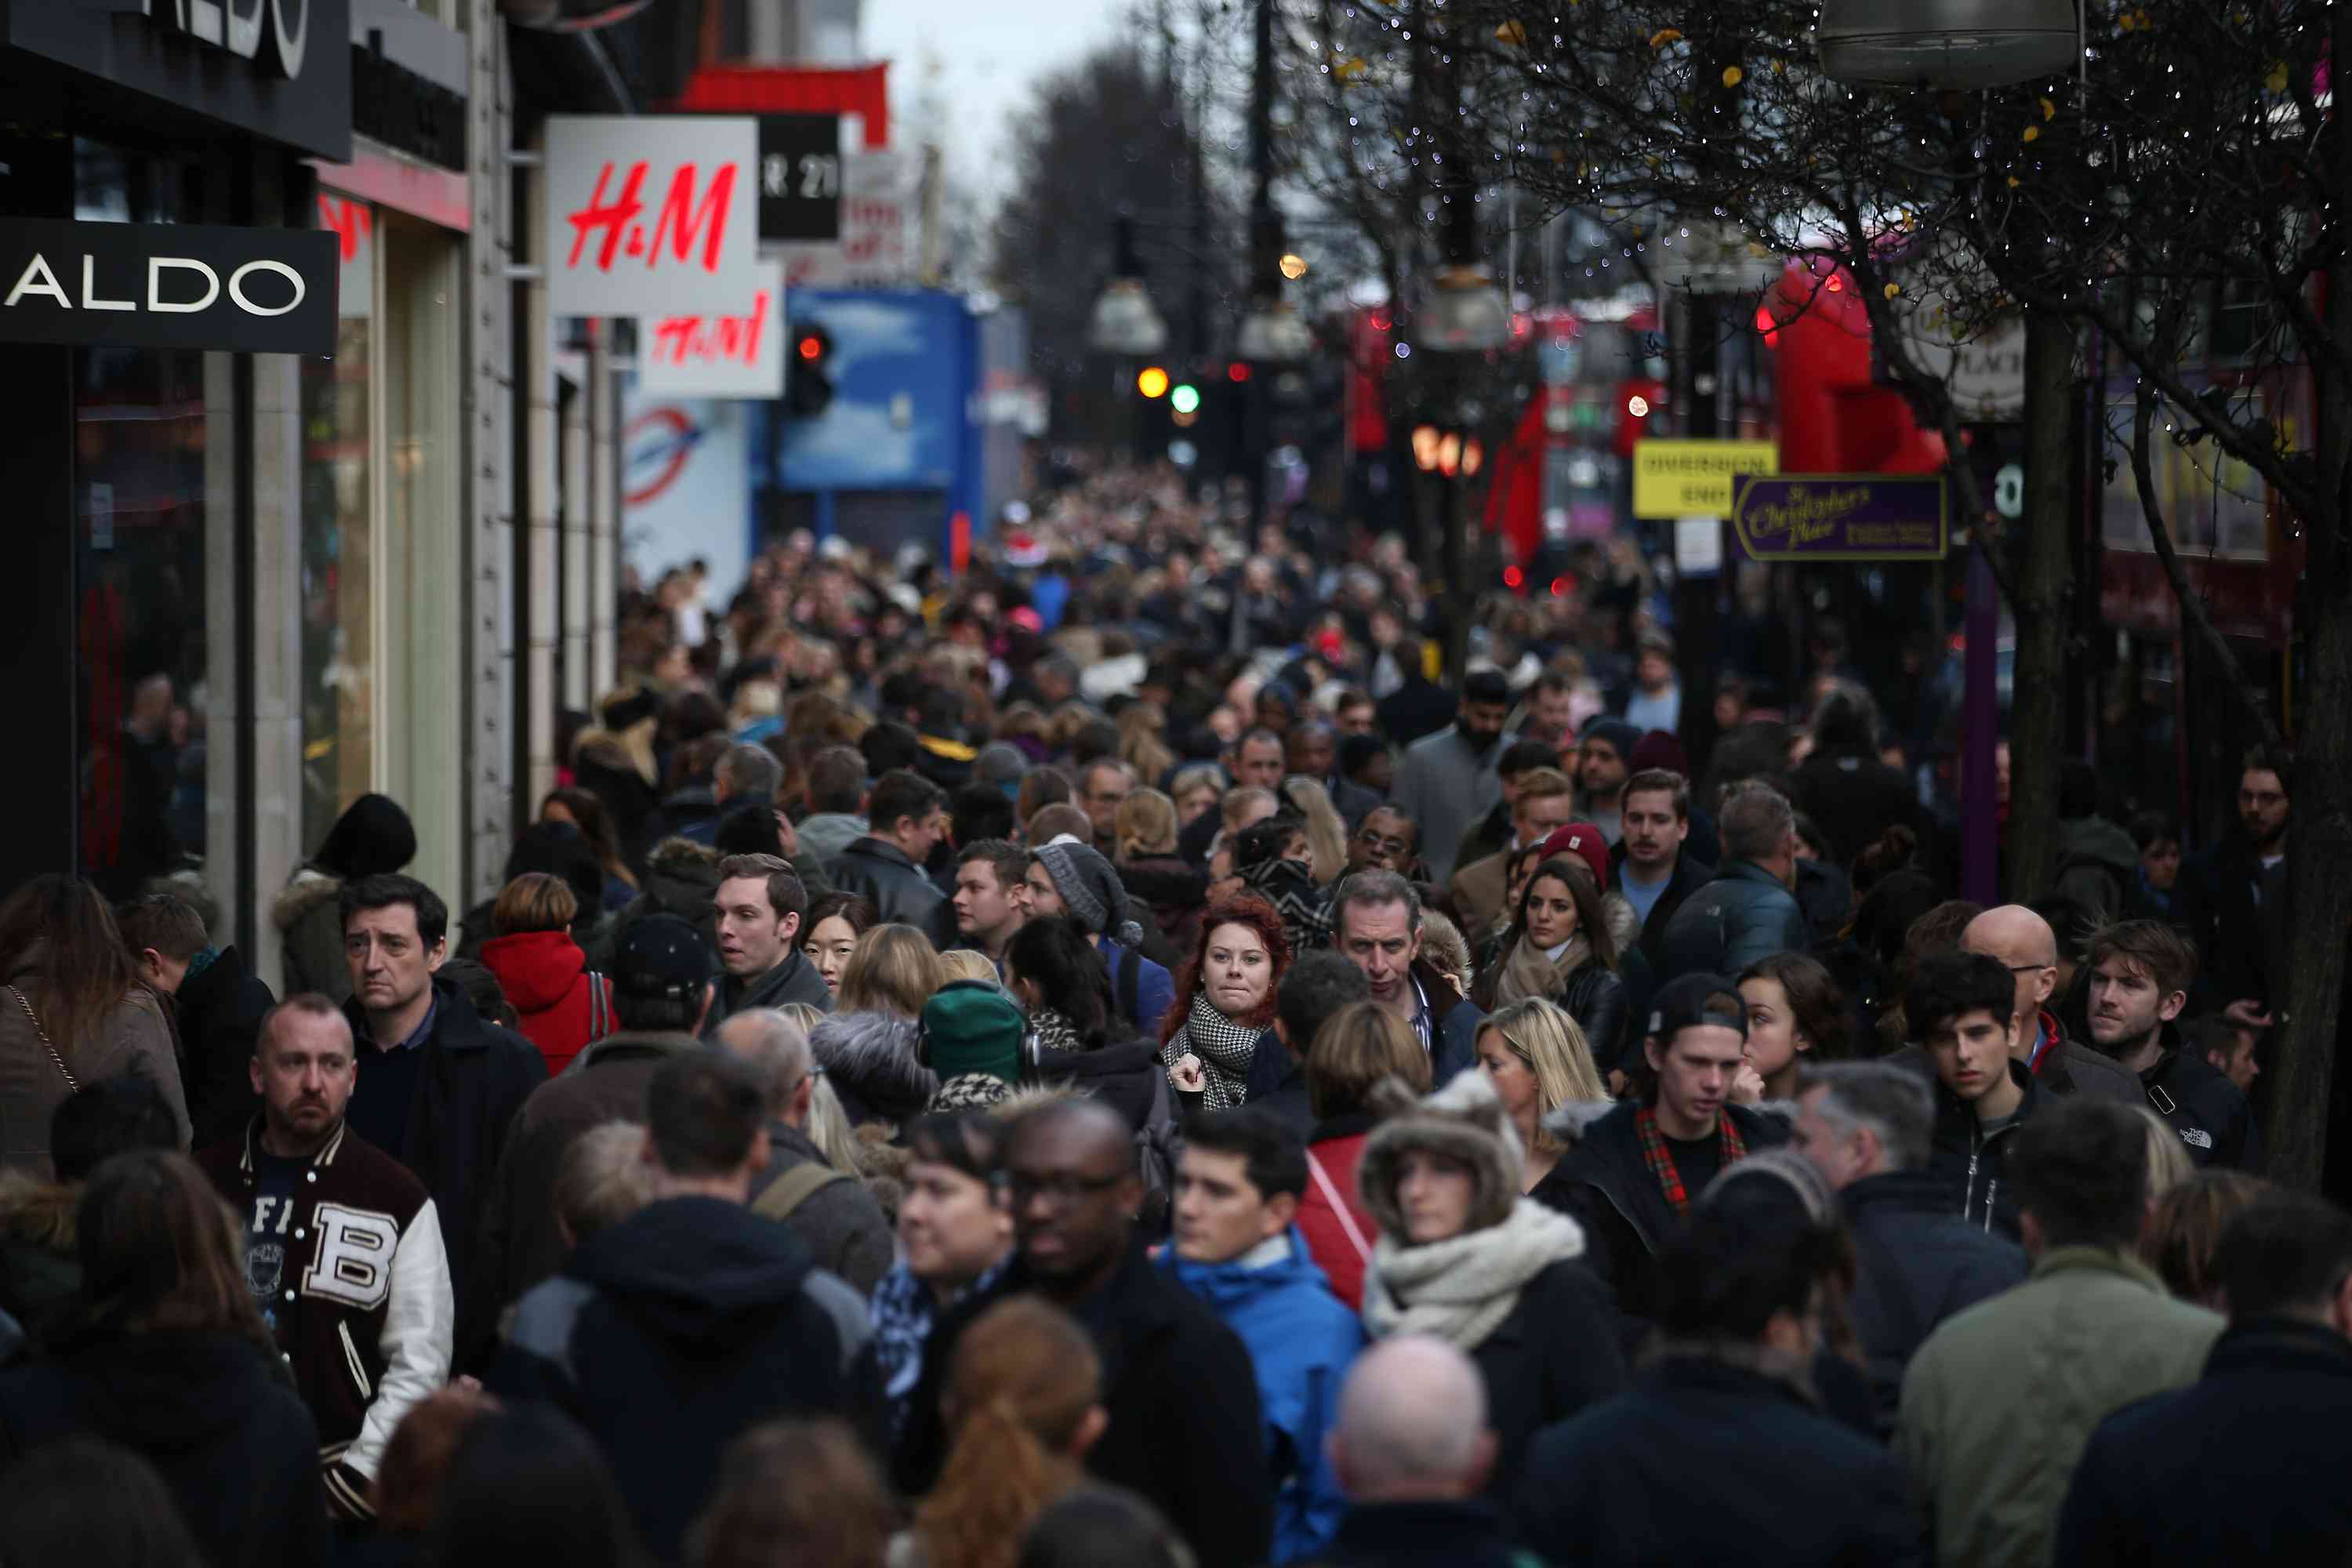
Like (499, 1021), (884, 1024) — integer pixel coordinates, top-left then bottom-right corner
(1169, 383), (1201, 415)
(786, 323), (834, 419)
(1137, 365), (1171, 399)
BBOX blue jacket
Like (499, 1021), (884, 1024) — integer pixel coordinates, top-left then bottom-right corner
(1099, 936), (1177, 1039)
(1160, 1230), (1363, 1563)
(1660, 859), (1813, 981)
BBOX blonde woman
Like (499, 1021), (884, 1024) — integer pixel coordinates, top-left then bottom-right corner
(1113, 789), (1181, 864)
(935, 949), (1000, 987)
(1169, 764), (1225, 829)
(1475, 997), (1609, 1192)
(838, 924), (946, 1020)
(1279, 776), (1350, 887)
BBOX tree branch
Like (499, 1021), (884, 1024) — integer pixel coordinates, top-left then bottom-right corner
(2130, 370), (2288, 756)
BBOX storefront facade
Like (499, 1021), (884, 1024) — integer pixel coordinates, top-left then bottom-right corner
(0, 0), (630, 988)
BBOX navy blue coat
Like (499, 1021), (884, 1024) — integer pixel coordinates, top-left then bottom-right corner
(1841, 1168), (2027, 1434)
(1660, 861), (1813, 981)
(2059, 1319), (2352, 1565)
(1513, 1357), (1924, 1567)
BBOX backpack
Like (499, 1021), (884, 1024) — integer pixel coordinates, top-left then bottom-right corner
(752, 1161), (853, 1223)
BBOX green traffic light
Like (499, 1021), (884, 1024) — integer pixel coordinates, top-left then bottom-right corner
(1169, 383), (1201, 415)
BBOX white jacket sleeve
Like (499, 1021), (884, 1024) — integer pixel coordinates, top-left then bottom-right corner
(345, 1198), (456, 1483)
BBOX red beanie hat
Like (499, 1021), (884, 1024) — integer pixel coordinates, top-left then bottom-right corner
(1628, 729), (1690, 778)
(1534, 822), (1613, 892)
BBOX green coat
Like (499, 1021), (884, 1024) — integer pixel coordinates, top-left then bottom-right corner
(1896, 1246), (2223, 1568)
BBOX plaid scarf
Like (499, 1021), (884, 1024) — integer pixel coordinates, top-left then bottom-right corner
(1635, 1103), (1748, 1215)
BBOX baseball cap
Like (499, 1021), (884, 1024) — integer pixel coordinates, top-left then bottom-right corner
(1646, 972), (1749, 1044)
(612, 914), (715, 1002)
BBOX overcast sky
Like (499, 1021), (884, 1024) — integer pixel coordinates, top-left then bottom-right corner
(861, 0), (1131, 212)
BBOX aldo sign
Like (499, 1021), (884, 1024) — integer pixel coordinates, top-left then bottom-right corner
(0, 220), (339, 355)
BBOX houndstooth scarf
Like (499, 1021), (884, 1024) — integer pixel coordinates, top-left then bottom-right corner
(1161, 989), (1265, 1109)
(1362, 1197), (1588, 1351)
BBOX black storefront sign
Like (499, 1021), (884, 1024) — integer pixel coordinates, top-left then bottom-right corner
(0, 0), (352, 163)
(351, 42), (467, 172)
(757, 114), (843, 242)
(0, 220), (339, 355)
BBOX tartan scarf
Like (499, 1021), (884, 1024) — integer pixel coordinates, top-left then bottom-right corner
(1635, 1103), (1748, 1215)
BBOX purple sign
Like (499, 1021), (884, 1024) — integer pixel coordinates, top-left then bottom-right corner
(1730, 474), (1948, 561)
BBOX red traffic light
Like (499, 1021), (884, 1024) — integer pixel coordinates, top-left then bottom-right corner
(1503, 564), (1524, 590)
(1227, 361), (1251, 383)
(797, 334), (825, 362)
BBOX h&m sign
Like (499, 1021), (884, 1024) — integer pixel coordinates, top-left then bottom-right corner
(0, 220), (339, 355)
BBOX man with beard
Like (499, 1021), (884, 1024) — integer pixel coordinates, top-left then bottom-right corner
(2199, 747), (2291, 1033)
(1391, 670), (1512, 884)
(1575, 720), (1639, 847)
(197, 996), (454, 1522)
(2082, 920), (2256, 1168)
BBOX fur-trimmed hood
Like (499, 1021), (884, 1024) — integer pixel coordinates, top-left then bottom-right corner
(0, 1171), (77, 1253)
(809, 1010), (937, 1127)
(270, 867), (342, 933)
(1599, 890), (1642, 956)
(1358, 1070), (1525, 1242)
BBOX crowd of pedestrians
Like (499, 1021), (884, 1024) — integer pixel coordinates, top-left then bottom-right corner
(0, 462), (2336, 1567)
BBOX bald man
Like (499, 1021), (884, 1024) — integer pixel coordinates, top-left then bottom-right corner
(895, 1099), (1274, 1567)
(1959, 906), (2139, 1104)
(713, 1011), (891, 1293)
(1323, 1336), (1520, 1567)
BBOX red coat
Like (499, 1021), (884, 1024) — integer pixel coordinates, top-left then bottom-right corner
(1296, 1123), (1378, 1311)
(477, 930), (608, 1077)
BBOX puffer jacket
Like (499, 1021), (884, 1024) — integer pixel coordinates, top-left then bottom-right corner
(478, 929), (610, 1078)
(1898, 1247), (2223, 1568)
(0, 975), (187, 1176)
(271, 868), (351, 1004)
(808, 1010), (937, 1131)
(1661, 860), (1813, 982)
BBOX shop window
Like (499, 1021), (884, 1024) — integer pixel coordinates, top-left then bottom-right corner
(300, 190), (379, 852)
(72, 140), (209, 901)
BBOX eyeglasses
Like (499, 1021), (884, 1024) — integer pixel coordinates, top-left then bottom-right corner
(2005, 962), (2056, 975)
(1355, 830), (1411, 855)
(1004, 1170), (1129, 1206)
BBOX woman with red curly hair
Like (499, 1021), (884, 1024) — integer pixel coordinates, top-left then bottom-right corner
(1157, 894), (1293, 1108)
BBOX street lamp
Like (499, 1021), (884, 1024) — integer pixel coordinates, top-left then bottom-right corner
(1420, 263), (1513, 354)
(1817, 0), (2078, 89)
(1088, 215), (1167, 357)
(1236, 299), (1314, 365)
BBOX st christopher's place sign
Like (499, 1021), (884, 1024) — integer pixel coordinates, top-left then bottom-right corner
(0, 219), (339, 355)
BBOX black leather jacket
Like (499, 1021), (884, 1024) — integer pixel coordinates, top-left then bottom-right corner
(1558, 961), (1632, 1075)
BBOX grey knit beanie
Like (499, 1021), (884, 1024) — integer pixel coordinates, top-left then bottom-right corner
(1032, 841), (1145, 948)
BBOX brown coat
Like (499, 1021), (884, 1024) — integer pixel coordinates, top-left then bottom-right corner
(0, 978), (187, 1175)
(1448, 849), (1515, 949)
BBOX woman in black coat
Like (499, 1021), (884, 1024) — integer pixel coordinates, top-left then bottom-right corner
(1470, 858), (1632, 1073)
(0, 1151), (330, 1568)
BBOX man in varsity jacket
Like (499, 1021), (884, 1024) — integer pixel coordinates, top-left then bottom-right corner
(197, 993), (455, 1521)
